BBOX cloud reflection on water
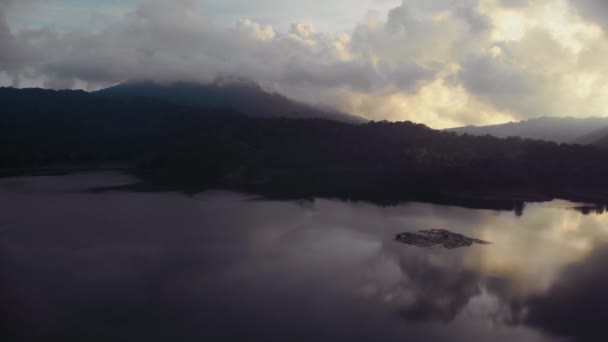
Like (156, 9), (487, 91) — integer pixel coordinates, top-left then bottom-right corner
(1, 172), (606, 341)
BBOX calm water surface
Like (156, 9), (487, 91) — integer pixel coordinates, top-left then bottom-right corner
(1, 172), (607, 342)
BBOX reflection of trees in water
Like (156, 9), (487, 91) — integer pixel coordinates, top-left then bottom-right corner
(514, 202), (525, 217)
(575, 204), (607, 215)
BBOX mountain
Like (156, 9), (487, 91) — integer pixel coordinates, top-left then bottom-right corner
(446, 116), (608, 144)
(4, 86), (608, 208)
(574, 126), (608, 147)
(586, 132), (608, 149)
(95, 80), (364, 123)
(0, 86), (243, 169)
(594, 136), (608, 148)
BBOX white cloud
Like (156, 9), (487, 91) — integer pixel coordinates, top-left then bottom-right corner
(2, 0), (608, 128)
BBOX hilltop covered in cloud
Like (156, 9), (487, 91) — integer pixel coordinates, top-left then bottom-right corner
(1, 0), (608, 128)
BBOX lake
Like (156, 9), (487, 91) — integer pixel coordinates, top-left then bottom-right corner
(1, 172), (606, 341)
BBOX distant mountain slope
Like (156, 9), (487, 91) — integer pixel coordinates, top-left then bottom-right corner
(588, 133), (608, 149)
(95, 80), (364, 123)
(447, 116), (608, 144)
(574, 126), (608, 147)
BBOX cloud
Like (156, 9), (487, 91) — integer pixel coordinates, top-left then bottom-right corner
(457, 54), (531, 97)
(3, 1), (440, 95)
(2, 0), (608, 128)
(0, 0), (509, 126)
(568, 0), (608, 31)
(22, 1), (426, 92)
(499, 0), (528, 7)
(0, 0), (25, 78)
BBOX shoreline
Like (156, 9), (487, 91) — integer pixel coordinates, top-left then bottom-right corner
(2, 166), (606, 213)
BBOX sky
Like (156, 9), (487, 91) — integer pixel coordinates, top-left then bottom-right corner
(1, 0), (608, 128)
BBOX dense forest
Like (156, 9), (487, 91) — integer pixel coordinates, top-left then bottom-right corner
(2, 87), (608, 209)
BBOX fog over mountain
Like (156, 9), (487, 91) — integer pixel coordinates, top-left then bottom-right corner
(582, 129), (608, 149)
(96, 80), (364, 123)
(447, 117), (608, 144)
(574, 126), (608, 146)
(3, 0), (608, 127)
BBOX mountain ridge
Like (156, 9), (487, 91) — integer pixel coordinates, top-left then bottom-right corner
(3, 86), (608, 208)
(95, 80), (365, 124)
(447, 116), (608, 144)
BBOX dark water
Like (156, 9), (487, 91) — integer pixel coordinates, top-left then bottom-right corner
(1, 173), (607, 342)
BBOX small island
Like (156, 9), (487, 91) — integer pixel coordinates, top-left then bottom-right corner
(395, 229), (492, 249)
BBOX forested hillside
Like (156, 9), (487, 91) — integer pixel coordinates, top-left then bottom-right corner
(3, 87), (608, 207)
